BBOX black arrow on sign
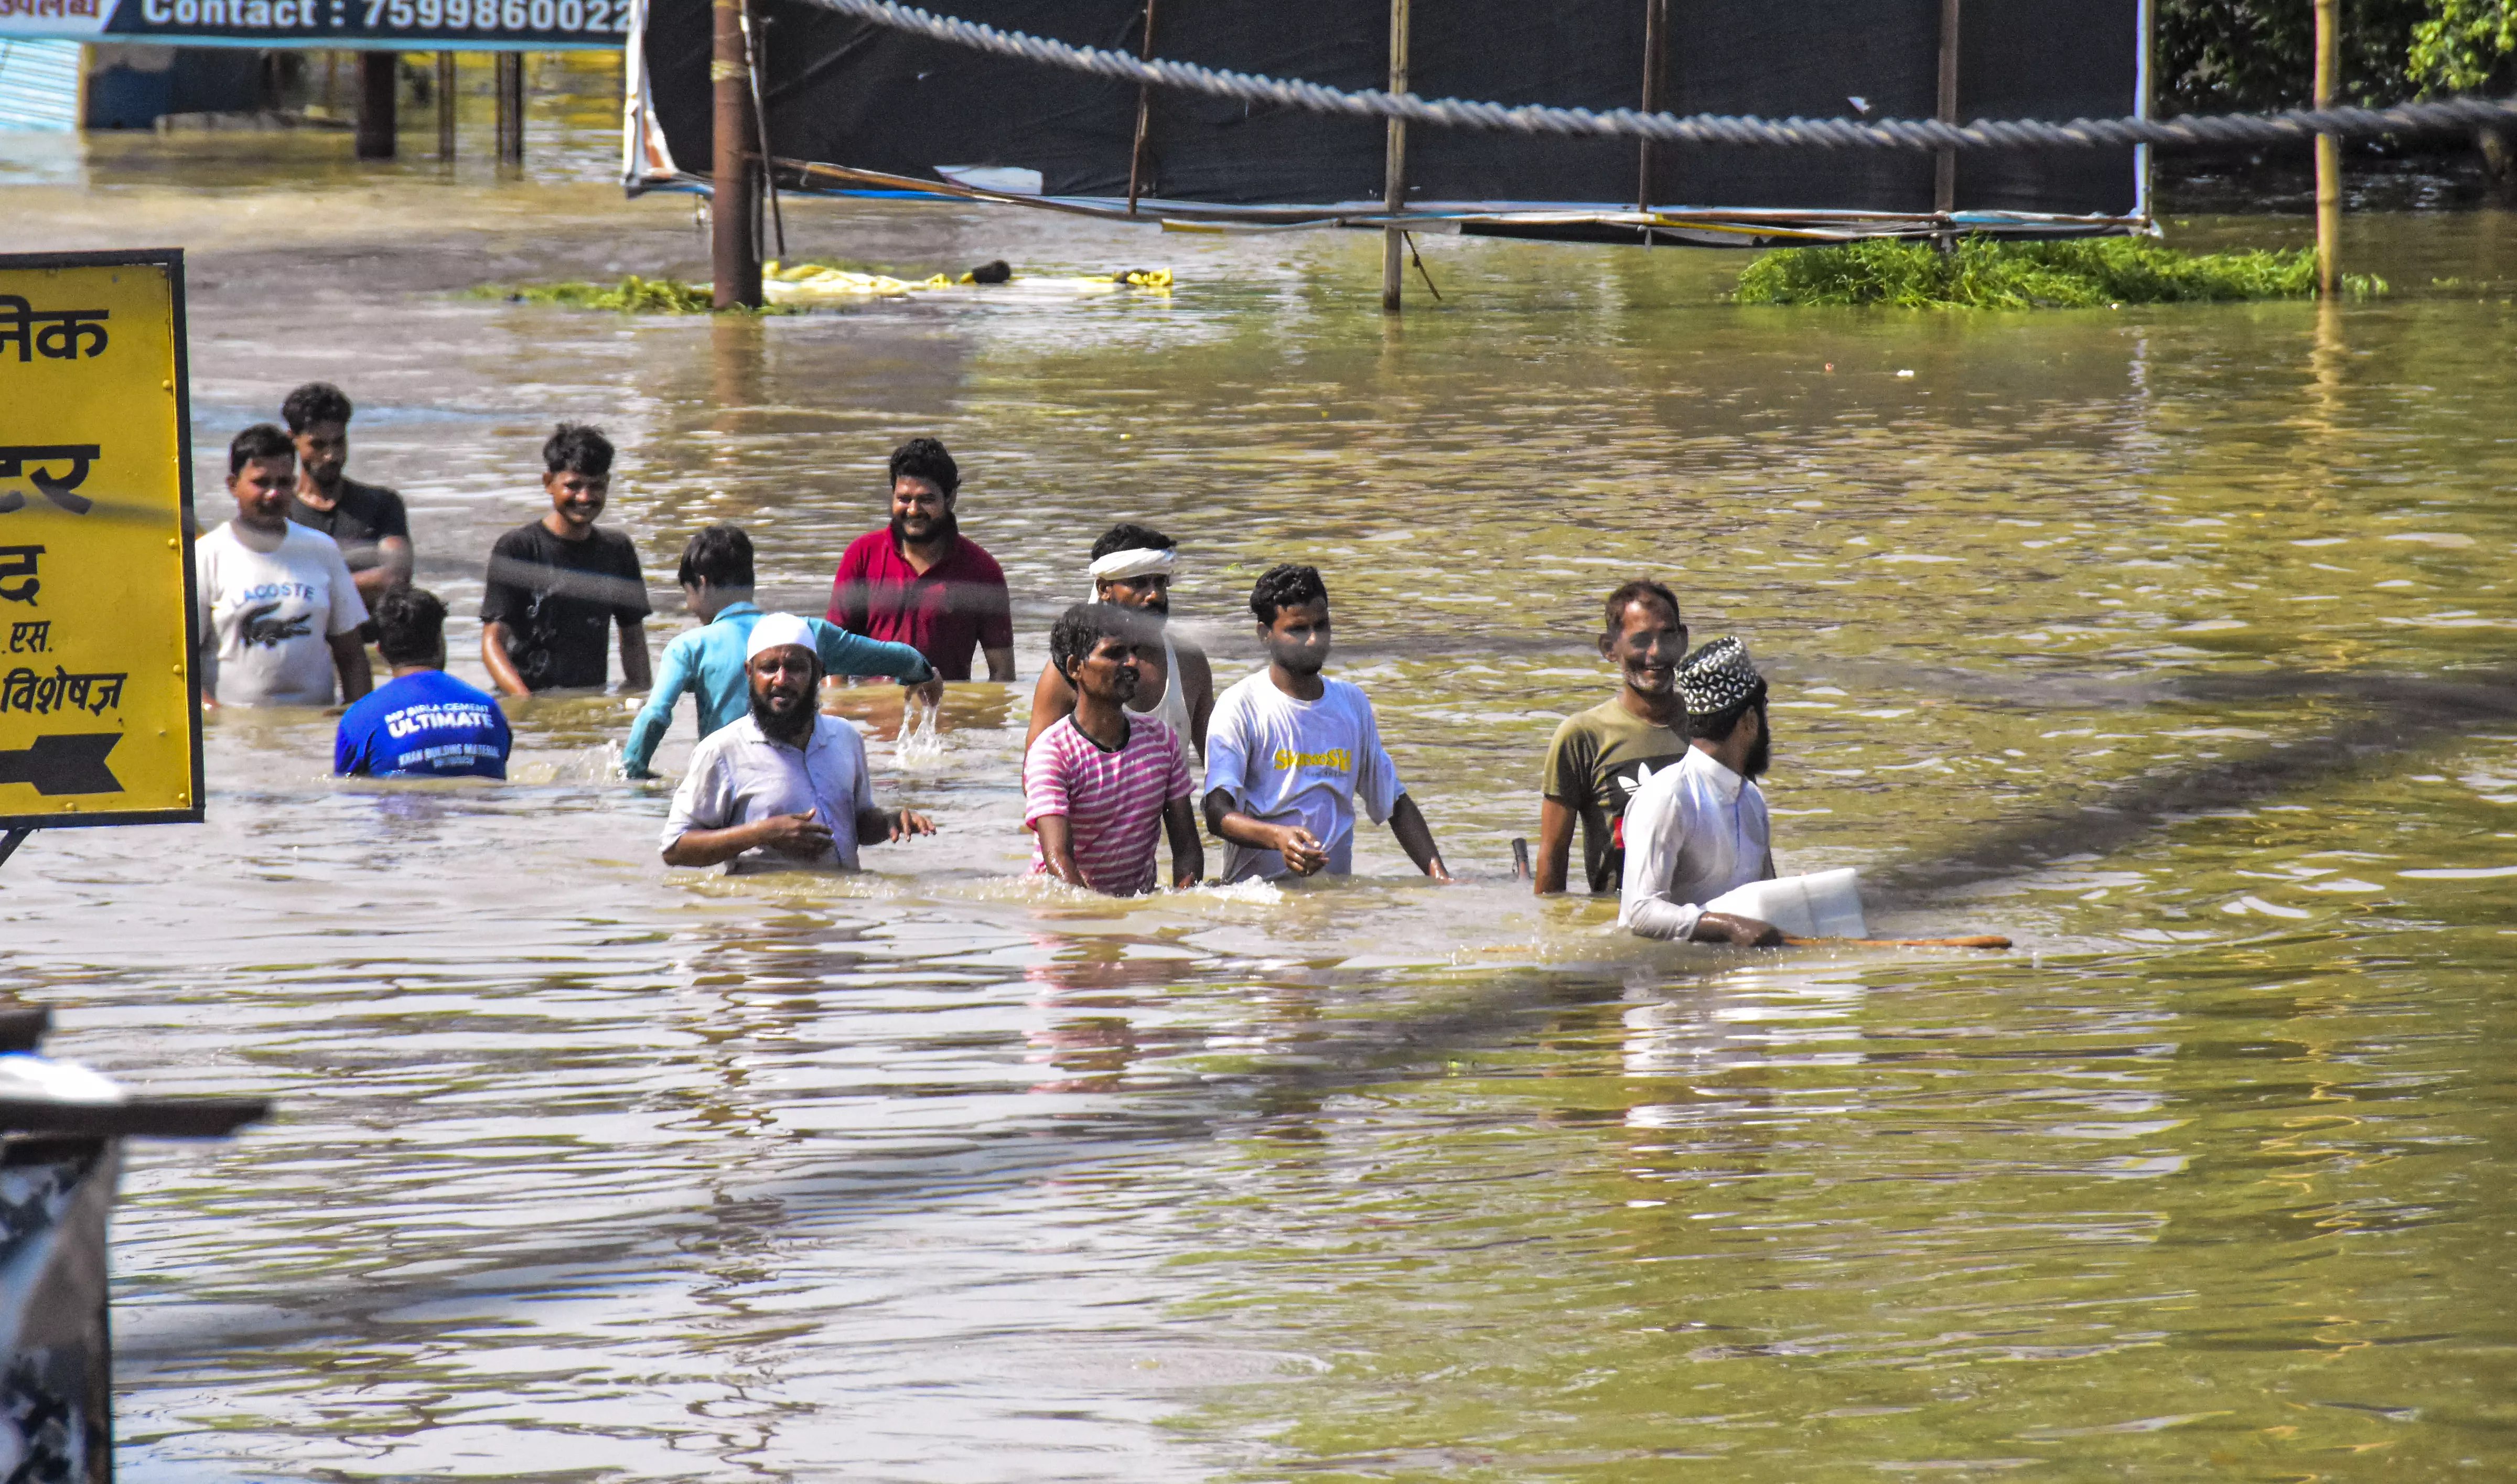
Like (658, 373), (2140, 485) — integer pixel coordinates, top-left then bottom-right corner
(0, 734), (122, 796)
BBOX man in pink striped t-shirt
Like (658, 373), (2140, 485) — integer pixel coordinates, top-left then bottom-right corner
(1024, 604), (1203, 895)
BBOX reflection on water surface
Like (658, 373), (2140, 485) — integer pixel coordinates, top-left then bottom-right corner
(2, 121), (2514, 1481)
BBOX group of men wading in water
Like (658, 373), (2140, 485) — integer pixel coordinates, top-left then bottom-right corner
(197, 400), (1789, 945)
(642, 440), (1787, 946)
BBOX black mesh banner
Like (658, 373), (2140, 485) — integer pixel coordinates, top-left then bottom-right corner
(639, 0), (2139, 224)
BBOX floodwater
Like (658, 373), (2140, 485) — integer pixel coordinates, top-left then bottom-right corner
(4, 90), (2517, 1481)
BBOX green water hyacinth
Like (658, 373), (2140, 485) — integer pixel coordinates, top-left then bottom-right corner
(480, 277), (795, 314)
(1734, 236), (2388, 308)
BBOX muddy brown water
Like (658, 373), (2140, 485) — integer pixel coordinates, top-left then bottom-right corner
(3, 102), (2516, 1481)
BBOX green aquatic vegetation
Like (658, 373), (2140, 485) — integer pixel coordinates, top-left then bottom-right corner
(477, 276), (793, 314)
(1734, 236), (2389, 308)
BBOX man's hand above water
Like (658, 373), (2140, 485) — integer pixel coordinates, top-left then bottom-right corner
(754, 809), (835, 858)
(1691, 911), (1783, 948)
(1203, 789), (1330, 877)
(1265, 823), (1330, 876)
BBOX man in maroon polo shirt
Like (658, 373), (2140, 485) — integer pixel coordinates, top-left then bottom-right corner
(826, 437), (1016, 682)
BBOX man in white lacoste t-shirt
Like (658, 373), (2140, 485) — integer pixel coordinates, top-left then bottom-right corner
(1200, 563), (1450, 885)
(194, 424), (372, 709)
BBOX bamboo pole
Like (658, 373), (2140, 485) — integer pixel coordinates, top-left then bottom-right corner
(711, 0), (762, 309)
(435, 51), (456, 160)
(1781, 934), (2013, 950)
(1934, 0), (1960, 225)
(1381, 0), (1410, 314)
(2313, 0), (2341, 296)
(1636, 0), (1666, 214)
(743, 4), (786, 259)
(1125, 0), (1158, 214)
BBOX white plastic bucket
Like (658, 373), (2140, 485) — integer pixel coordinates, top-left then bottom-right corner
(1703, 868), (1868, 940)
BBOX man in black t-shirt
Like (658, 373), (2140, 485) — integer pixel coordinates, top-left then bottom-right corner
(480, 423), (654, 694)
(283, 381), (413, 604)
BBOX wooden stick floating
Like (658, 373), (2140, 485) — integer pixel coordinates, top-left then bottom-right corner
(1782, 934), (2012, 950)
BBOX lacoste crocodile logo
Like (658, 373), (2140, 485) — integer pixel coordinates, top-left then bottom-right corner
(238, 601), (312, 649)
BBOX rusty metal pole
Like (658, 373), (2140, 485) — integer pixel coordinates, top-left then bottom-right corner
(712, 0), (762, 309)
(435, 51), (457, 159)
(354, 51), (396, 159)
(1934, 0), (1960, 231)
(1637, 0), (1666, 217)
(1125, 0), (1158, 214)
(1380, 0), (1410, 313)
(2313, 0), (2341, 296)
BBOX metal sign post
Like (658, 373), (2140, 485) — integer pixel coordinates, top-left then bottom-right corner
(0, 249), (204, 875)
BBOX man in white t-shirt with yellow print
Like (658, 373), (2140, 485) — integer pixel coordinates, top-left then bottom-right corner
(1200, 563), (1450, 885)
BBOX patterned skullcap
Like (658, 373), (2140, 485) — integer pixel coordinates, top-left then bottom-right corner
(1678, 636), (1762, 717)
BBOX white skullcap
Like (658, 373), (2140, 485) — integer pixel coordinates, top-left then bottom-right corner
(1085, 545), (1176, 600)
(746, 612), (819, 663)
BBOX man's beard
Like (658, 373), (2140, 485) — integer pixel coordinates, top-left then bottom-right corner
(1743, 724), (1771, 781)
(751, 685), (816, 743)
(891, 510), (959, 546)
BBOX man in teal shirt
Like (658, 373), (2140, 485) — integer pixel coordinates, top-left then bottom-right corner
(624, 524), (939, 778)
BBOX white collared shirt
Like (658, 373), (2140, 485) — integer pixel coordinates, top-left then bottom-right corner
(662, 713), (874, 873)
(1618, 746), (1773, 940)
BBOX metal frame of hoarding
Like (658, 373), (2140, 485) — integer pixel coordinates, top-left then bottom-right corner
(0, 248), (204, 856)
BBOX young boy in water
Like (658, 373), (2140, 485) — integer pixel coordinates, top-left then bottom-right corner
(622, 523), (939, 778)
(478, 424), (652, 696)
(1024, 603), (1201, 895)
(334, 588), (512, 779)
(1200, 564), (1450, 884)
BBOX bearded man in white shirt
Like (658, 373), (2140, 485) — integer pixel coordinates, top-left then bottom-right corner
(661, 614), (935, 874)
(1618, 636), (1784, 946)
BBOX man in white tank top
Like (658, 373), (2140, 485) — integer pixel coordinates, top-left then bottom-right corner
(1025, 522), (1214, 760)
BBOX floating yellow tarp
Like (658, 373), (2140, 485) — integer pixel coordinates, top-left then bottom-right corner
(761, 262), (1173, 304)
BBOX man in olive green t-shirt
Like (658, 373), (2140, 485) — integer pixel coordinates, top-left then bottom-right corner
(1535, 580), (1692, 895)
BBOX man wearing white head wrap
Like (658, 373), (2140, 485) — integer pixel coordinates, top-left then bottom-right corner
(1025, 522), (1214, 760)
(662, 612), (936, 873)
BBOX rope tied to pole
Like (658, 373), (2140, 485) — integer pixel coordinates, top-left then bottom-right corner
(782, 0), (2517, 153)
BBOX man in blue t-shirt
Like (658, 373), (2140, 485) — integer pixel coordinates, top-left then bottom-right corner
(335, 587), (514, 779)
(622, 522), (937, 778)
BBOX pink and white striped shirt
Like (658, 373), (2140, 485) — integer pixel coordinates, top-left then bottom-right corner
(1023, 714), (1192, 895)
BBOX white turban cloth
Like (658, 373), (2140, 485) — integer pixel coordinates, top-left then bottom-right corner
(746, 611), (819, 663)
(1085, 545), (1177, 601)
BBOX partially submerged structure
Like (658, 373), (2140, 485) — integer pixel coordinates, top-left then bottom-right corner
(623, 0), (2149, 245)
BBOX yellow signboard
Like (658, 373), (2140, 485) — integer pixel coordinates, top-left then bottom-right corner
(0, 250), (202, 832)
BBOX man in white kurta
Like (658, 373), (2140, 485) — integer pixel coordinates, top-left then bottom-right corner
(1618, 636), (1782, 945)
(660, 614), (933, 875)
